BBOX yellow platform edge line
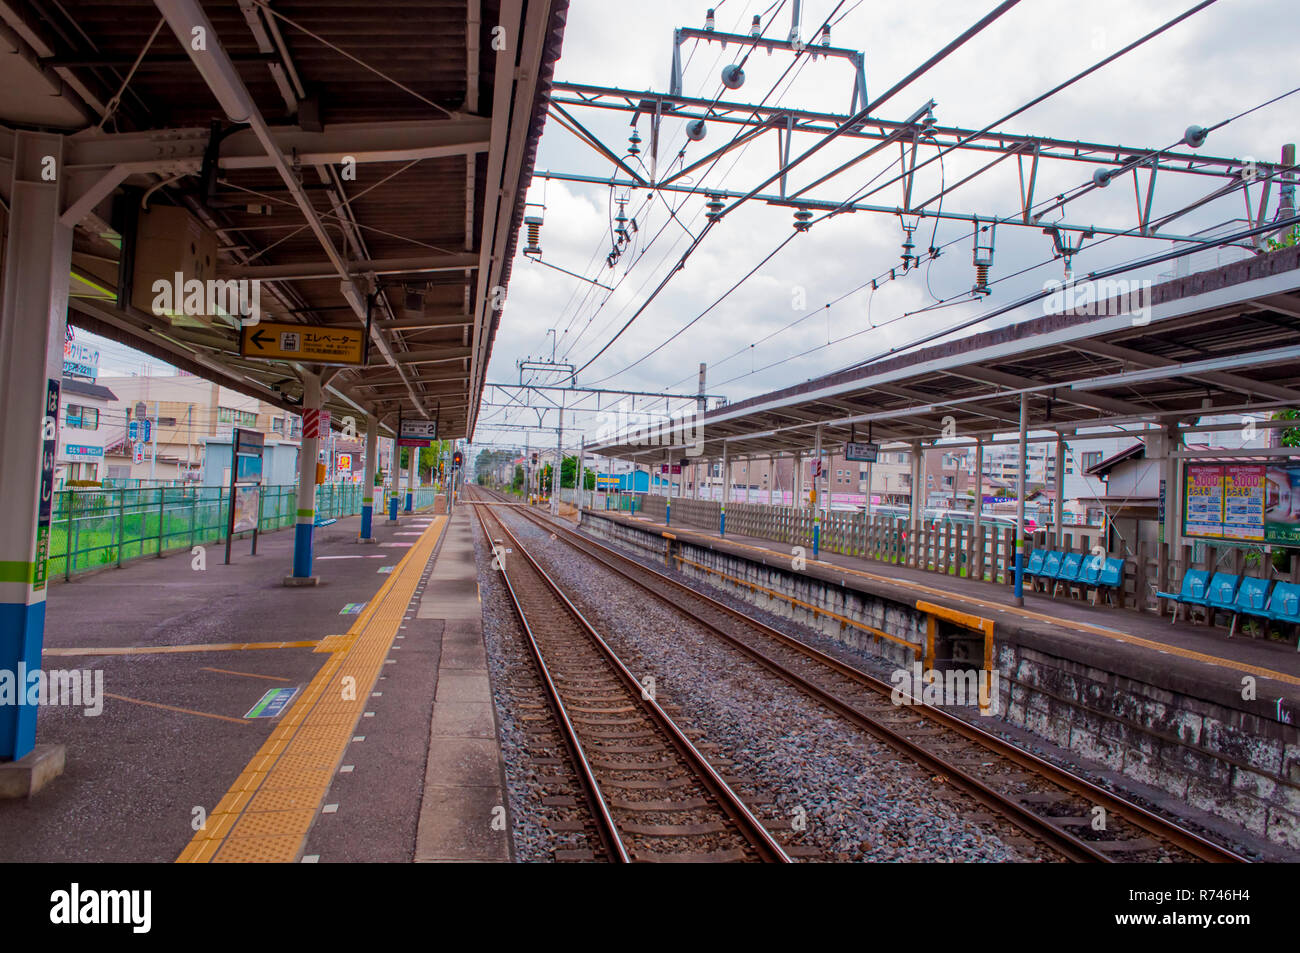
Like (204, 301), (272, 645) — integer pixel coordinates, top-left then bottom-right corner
(177, 515), (449, 863)
(45, 640), (320, 656)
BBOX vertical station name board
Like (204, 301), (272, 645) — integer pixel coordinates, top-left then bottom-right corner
(34, 379), (60, 590)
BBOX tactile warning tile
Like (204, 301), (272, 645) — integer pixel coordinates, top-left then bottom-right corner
(213, 808), (317, 840)
(176, 516), (448, 863)
(313, 634), (357, 654)
(246, 787), (321, 812)
(212, 835), (307, 864)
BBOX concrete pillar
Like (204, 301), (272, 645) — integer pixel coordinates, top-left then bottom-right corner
(286, 372), (321, 585)
(0, 131), (73, 763)
(1014, 393), (1028, 606)
(359, 413), (378, 542)
(1054, 434), (1066, 548)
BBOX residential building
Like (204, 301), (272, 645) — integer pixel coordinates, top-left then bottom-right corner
(97, 372), (300, 482)
(56, 377), (118, 488)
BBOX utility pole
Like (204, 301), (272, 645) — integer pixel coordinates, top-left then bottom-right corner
(551, 396), (564, 516)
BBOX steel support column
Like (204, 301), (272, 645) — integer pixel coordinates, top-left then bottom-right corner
(973, 437), (984, 578)
(1054, 435), (1066, 548)
(0, 131), (73, 762)
(287, 372), (321, 584)
(721, 444), (730, 535)
(359, 414), (379, 542)
(405, 445), (416, 511)
(1014, 393), (1028, 606)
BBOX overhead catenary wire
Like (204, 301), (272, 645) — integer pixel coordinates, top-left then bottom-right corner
(590, 0), (1230, 387)
(673, 82), (1300, 391)
(571, 0), (884, 376)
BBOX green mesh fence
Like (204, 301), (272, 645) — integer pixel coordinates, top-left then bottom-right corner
(46, 483), (440, 580)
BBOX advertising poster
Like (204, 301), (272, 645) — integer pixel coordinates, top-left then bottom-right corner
(1186, 460), (1300, 546)
(1265, 465), (1300, 545)
(232, 485), (260, 534)
(1183, 464), (1223, 537)
(1222, 465), (1265, 540)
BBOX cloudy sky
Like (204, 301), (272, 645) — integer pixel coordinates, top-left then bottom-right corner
(472, 0), (1296, 454)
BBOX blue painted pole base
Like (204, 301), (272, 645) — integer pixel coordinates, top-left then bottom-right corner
(1013, 548), (1024, 601)
(404, 492), (413, 513)
(284, 521), (316, 586)
(720, 510), (726, 536)
(666, 502), (671, 526)
(387, 494), (399, 523)
(813, 523), (820, 557)
(0, 600), (45, 761)
(359, 502), (373, 540)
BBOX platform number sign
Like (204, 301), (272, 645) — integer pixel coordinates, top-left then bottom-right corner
(33, 379), (60, 590)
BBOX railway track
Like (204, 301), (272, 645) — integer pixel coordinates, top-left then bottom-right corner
(470, 498), (791, 863)
(475, 487), (1245, 864)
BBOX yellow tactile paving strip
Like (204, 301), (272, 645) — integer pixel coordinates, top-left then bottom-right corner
(44, 640), (320, 657)
(638, 518), (1300, 688)
(177, 515), (448, 863)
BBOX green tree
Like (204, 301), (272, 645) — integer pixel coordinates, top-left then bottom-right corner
(1265, 225), (1299, 252)
(560, 455), (595, 489)
(1275, 409), (1300, 448)
(511, 465), (524, 493)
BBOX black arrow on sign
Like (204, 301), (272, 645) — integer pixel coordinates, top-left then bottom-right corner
(250, 328), (272, 350)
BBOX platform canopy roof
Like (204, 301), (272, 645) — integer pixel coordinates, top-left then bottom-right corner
(589, 246), (1300, 462)
(0, 0), (568, 438)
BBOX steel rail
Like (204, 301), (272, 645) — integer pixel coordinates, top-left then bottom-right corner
(496, 491), (1247, 864)
(471, 494), (791, 863)
(471, 502), (629, 861)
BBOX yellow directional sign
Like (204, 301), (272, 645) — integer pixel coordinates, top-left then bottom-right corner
(240, 322), (365, 365)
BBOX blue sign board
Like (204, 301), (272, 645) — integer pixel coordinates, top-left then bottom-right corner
(245, 686), (299, 719)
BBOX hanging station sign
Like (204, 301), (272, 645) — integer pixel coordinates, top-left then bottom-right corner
(397, 418), (437, 447)
(844, 442), (880, 463)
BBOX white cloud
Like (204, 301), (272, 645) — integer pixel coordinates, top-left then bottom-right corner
(477, 0), (1294, 450)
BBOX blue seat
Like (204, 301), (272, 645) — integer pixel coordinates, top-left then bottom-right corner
(1205, 573), (1242, 618)
(1156, 568), (1210, 623)
(1077, 553), (1104, 589)
(1093, 556), (1126, 606)
(1228, 577), (1273, 638)
(1024, 549), (1046, 580)
(1036, 550), (1064, 592)
(1053, 551), (1085, 597)
(1265, 581), (1300, 626)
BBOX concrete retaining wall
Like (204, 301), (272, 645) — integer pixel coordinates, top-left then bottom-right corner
(582, 511), (1300, 851)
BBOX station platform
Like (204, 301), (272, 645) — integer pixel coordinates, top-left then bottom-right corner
(579, 508), (1300, 708)
(0, 501), (506, 863)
